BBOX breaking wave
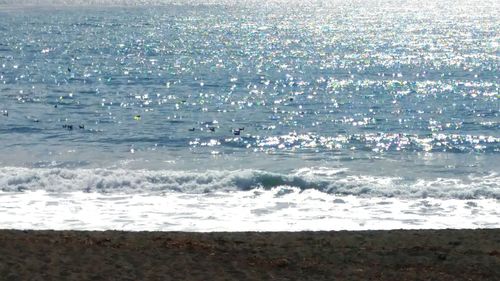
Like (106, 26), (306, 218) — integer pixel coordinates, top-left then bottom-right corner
(0, 167), (498, 199)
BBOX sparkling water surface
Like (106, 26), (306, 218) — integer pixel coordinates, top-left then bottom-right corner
(0, 0), (498, 230)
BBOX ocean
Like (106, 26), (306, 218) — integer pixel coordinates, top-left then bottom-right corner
(0, 0), (498, 231)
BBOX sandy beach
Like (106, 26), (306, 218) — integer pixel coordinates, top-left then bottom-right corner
(0, 229), (499, 280)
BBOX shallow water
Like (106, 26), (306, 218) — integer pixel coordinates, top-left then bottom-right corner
(0, 0), (499, 230)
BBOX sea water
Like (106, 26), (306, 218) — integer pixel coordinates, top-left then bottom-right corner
(0, 0), (498, 231)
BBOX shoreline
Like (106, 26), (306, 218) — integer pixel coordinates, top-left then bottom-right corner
(1, 229), (499, 280)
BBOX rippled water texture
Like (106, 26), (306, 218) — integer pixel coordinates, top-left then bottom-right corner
(1, 0), (498, 164)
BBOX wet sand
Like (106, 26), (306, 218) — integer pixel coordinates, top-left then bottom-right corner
(0, 229), (499, 280)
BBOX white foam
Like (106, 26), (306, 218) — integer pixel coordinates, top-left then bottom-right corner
(1, 167), (499, 199)
(0, 189), (498, 231)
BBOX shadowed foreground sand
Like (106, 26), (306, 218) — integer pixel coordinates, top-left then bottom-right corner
(0, 229), (499, 280)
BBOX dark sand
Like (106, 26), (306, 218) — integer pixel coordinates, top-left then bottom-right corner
(0, 229), (499, 280)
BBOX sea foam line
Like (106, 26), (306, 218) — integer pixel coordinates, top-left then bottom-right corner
(0, 189), (498, 231)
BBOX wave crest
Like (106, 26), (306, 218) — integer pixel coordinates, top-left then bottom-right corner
(1, 167), (499, 199)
